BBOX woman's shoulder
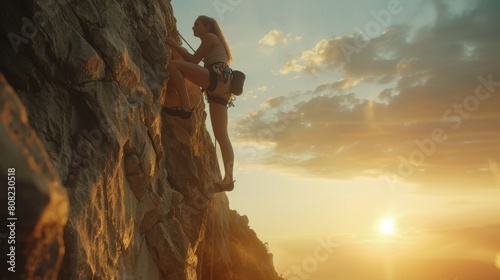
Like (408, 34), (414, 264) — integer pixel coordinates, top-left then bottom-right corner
(202, 33), (220, 44)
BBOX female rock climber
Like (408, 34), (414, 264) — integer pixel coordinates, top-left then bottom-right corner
(163, 15), (235, 192)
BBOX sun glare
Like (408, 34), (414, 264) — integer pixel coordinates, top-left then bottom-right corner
(379, 217), (396, 236)
(495, 253), (500, 270)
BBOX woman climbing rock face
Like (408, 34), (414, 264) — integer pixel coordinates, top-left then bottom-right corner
(163, 15), (235, 192)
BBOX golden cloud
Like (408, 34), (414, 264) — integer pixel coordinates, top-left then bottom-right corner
(236, 1), (500, 189)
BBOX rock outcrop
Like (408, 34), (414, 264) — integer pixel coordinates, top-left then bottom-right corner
(0, 0), (283, 279)
(0, 73), (68, 280)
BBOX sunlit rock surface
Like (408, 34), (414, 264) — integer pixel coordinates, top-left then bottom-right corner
(0, 73), (68, 280)
(0, 0), (283, 279)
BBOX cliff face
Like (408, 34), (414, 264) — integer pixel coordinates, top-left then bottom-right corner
(0, 1), (282, 279)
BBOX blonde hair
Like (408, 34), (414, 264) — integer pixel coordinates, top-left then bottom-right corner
(197, 15), (233, 64)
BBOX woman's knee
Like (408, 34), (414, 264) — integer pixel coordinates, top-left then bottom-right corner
(171, 60), (194, 72)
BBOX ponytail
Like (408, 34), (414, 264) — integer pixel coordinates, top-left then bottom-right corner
(197, 15), (233, 64)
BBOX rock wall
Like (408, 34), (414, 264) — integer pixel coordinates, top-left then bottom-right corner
(0, 0), (283, 279)
(0, 73), (68, 280)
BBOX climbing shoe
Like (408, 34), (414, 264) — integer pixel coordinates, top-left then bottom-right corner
(162, 107), (192, 119)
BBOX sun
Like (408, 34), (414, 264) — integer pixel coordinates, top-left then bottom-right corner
(379, 217), (396, 236)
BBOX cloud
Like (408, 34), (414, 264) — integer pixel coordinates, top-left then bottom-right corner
(262, 96), (285, 108)
(243, 85), (270, 100)
(279, 1), (500, 79)
(313, 78), (363, 93)
(259, 30), (301, 46)
(278, 29), (405, 77)
(236, 0), (500, 189)
(279, 59), (305, 74)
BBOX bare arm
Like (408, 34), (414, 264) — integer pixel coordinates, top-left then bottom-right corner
(166, 34), (216, 64)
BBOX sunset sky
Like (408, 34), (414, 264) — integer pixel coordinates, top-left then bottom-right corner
(171, 0), (500, 279)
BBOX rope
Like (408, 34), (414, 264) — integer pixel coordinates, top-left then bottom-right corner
(197, 192), (217, 280)
(175, 31), (236, 109)
(197, 209), (206, 280)
(172, 32), (205, 110)
(176, 31), (219, 280)
(198, 139), (219, 280)
(207, 140), (219, 280)
(178, 31), (196, 52)
(210, 196), (216, 280)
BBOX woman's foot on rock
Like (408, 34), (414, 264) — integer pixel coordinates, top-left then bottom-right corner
(214, 180), (235, 192)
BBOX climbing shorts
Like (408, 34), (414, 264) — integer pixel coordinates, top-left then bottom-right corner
(206, 62), (232, 94)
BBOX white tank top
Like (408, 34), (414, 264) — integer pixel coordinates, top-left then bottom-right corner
(203, 43), (228, 67)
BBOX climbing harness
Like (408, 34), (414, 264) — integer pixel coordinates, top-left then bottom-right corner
(175, 31), (242, 104)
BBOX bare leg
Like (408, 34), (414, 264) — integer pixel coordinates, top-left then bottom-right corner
(209, 102), (234, 183)
(166, 60), (210, 111)
(167, 61), (190, 110)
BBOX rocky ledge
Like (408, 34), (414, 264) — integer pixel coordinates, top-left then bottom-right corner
(0, 0), (283, 279)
